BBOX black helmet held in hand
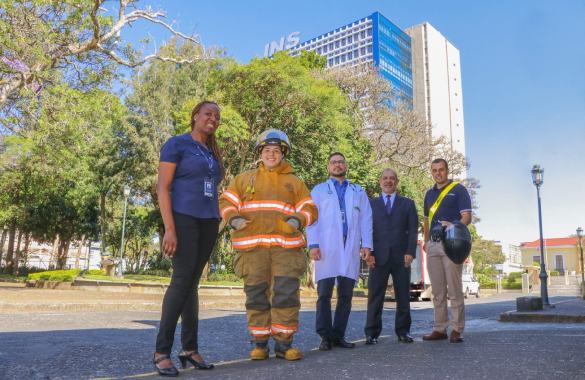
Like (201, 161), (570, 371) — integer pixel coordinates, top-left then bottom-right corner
(442, 221), (472, 264)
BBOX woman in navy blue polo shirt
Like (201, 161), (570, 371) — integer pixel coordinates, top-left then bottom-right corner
(152, 100), (224, 376)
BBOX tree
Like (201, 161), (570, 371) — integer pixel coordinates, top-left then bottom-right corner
(470, 235), (505, 274)
(209, 51), (354, 188)
(317, 63), (479, 227)
(0, 0), (207, 115)
(124, 39), (226, 251)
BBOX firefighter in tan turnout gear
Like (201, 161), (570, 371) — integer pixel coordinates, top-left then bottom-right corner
(219, 129), (318, 361)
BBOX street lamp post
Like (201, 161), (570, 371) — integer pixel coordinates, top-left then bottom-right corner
(116, 185), (131, 278)
(531, 165), (552, 307)
(577, 227), (584, 300)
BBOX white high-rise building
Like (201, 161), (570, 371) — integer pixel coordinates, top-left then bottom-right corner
(406, 22), (466, 158)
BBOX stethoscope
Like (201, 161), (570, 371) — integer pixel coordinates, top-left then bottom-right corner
(326, 181), (361, 194)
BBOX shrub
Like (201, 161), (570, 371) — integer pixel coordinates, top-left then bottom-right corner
(550, 270), (560, 276)
(206, 272), (242, 283)
(506, 277), (516, 284)
(533, 261), (541, 268)
(29, 269), (82, 282)
(475, 273), (491, 284)
(87, 269), (106, 275)
(503, 282), (522, 290)
(508, 271), (523, 280)
(137, 269), (172, 277)
(479, 281), (495, 289)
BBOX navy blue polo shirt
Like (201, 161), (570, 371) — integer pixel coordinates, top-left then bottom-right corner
(159, 133), (221, 219)
(424, 181), (471, 229)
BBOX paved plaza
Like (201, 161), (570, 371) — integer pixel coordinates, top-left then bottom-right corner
(0, 283), (584, 379)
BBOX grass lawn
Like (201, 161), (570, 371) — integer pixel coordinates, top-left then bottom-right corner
(83, 274), (171, 283)
(0, 273), (27, 281)
(200, 281), (243, 286)
(83, 274), (243, 286)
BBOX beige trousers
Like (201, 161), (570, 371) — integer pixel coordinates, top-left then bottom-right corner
(426, 240), (465, 333)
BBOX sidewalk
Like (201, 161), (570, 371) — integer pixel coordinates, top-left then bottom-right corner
(0, 282), (367, 312)
(98, 318), (585, 380)
(500, 296), (585, 322)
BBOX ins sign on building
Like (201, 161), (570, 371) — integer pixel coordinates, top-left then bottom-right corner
(264, 31), (301, 57)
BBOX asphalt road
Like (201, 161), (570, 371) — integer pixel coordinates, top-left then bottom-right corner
(0, 294), (583, 380)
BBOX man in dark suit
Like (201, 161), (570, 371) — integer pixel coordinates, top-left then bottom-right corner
(364, 168), (418, 344)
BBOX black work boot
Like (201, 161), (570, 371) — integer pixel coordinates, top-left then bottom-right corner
(250, 340), (269, 360)
(274, 339), (302, 360)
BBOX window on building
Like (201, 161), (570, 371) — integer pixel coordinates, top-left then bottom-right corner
(348, 36), (352, 43)
(360, 31), (365, 39)
(367, 45), (372, 54)
(532, 255), (540, 264)
(329, 43), (333, 50)
(328, 58), (333, 66)
(348, 52), (352, 60)
(335, 41), (340, 48)
(354, 49), (359, 57)
(367, 28), (372, 37)
(335, 57), (340, 64)
(360, 47), (366, 56)
(341, 38), (346, 46)
(341, 54), (346, 63)
(323, 46), (327, 53)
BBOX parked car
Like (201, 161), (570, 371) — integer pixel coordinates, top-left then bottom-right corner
(462, 274), (481, 298)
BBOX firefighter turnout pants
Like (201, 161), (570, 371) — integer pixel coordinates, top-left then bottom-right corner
(234, 246), (307, 342)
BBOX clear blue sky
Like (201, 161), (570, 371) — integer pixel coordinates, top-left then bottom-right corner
(119, 0), (585, 249)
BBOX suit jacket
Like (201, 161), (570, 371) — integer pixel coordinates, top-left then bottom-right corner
(370, 194), (418, 266)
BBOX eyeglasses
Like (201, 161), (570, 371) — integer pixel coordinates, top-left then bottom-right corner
(329, 160), (346, 166)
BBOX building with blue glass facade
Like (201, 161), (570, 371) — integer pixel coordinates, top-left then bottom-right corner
(278, 12), (466, 158)
(288, 12), (413, 106)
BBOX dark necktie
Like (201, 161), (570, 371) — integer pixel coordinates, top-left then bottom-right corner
(386, 194), (392, 214)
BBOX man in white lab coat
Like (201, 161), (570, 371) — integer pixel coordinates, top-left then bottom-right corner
(306, 152), (373, 351)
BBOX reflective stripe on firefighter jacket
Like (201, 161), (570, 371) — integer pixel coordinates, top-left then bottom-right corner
(219, 161), (318, 251)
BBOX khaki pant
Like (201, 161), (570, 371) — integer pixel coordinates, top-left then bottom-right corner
(234, 246), (307, 342)
(426, 240), (465, 333)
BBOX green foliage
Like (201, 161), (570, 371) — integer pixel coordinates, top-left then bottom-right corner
(29, 269), (82, 282)
(136, 269), (172, 277)
(147, 252), (172, 272)
(506, 276), (516, 284)
(86, 269), (105, 275)
(206, 272), (243, 283)
(475, 273), (491, 284)
(508, 271), (523, 280)
(533, 261), (541, 268)
(550, 270), (560, 276)
(503, 282), (522, 290)
(479, 281), (495, 289)
(471, 237), (505, 274)
(298, 50), (327, 70)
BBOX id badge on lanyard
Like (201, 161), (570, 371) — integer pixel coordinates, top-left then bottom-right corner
(204, 178), (214, 198)
(341, 210), (346, 223)
(197, 145), (215, 198)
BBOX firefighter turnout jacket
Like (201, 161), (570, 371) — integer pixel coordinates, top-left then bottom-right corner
(219, 161), (318, 250)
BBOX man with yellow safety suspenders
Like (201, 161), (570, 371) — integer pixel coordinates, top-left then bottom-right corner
(422, 159), (472, 343)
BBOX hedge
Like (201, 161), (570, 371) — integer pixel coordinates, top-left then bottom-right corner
(29, 269), (82, 282)
(86, 269), (106, 275)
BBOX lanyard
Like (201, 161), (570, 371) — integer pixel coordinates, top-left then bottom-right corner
(329, 180), (347, 210)
(428, 181), (458, 225)
(196, 145), (214, 178)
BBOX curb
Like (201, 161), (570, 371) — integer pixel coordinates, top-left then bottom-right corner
(0, 296), (367, 312)
(499, 312), (585, 323)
